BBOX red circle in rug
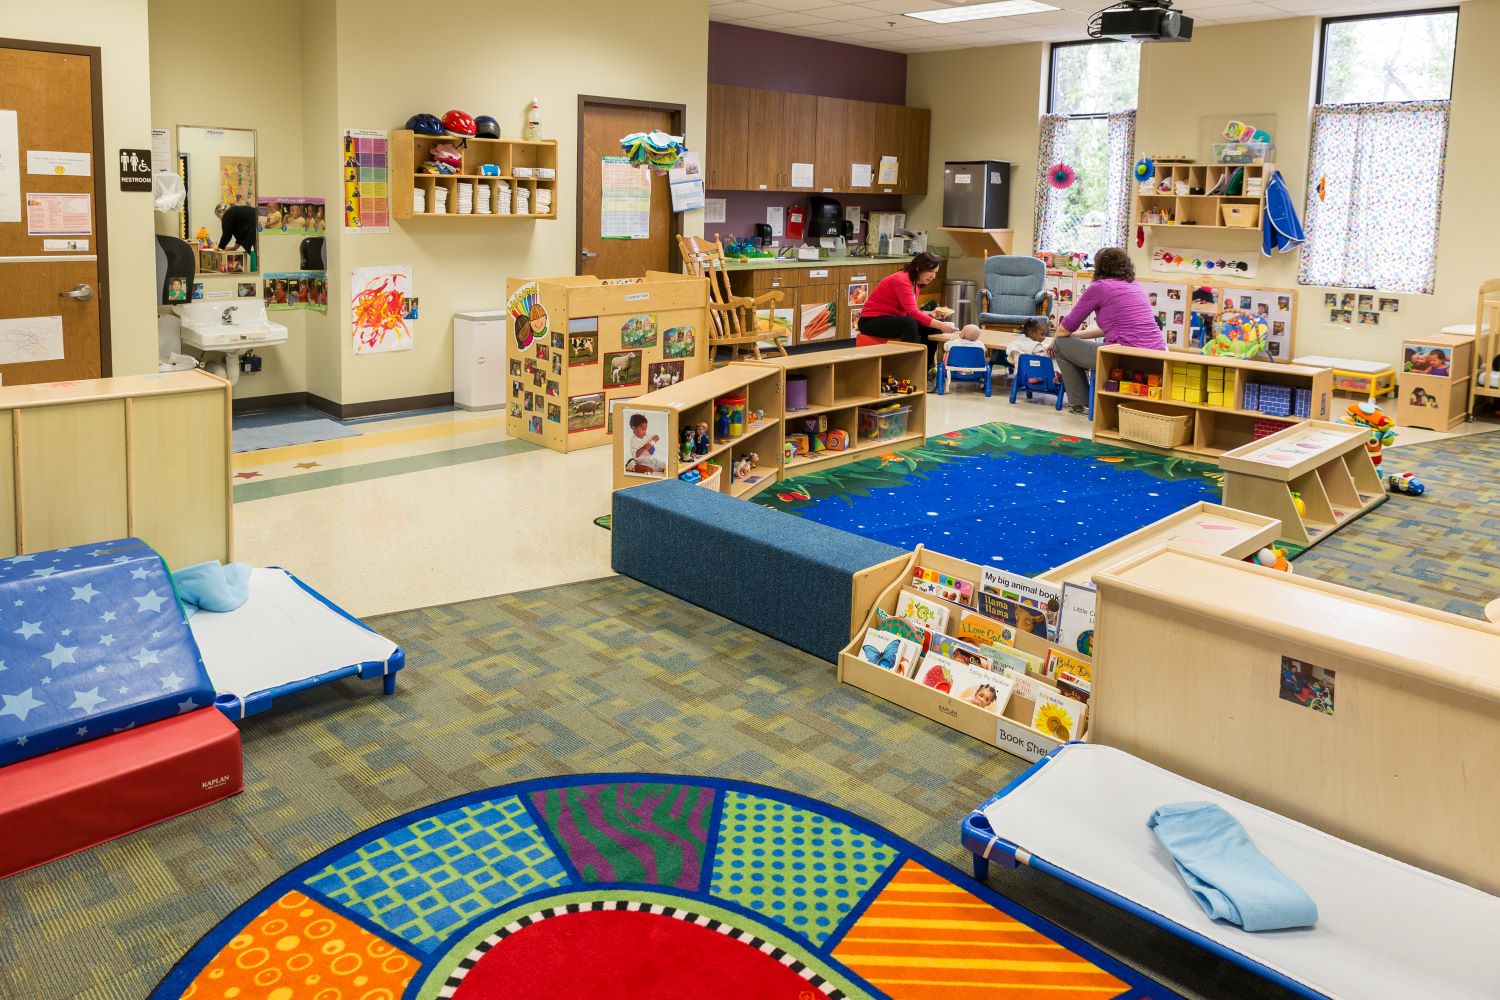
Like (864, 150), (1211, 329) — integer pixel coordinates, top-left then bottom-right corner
(451, 907), (827, 1000)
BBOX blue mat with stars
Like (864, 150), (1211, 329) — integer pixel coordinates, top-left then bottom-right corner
(0, 539), (213, 767)
(755, 423), (1223, 574)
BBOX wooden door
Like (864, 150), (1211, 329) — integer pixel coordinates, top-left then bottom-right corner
(844, 99), (878, 195)
(783, 93), (818, 193)
(0, 40), (110, 384)
(577, 97), (682, 279)
(705, 85), (748, 191)
(815, 97), (852, 193)
(743, 88), (784, 191)
(899, 106), (931, 195)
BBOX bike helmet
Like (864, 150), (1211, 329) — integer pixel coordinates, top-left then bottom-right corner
(406, 113), (443, 136)
(474, 115), (501, 139)
(442, 110), (476, 137)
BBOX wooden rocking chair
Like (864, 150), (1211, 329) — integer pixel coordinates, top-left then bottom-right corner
(677, 234), (789, 364)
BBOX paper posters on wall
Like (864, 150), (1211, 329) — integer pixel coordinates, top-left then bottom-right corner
(600, 155), (650, 239)
(264, 271), (328, 314)
(0, 315), (65, 365)
(0, 111), (19, 223)
(850, 163), (872, 188)
(1151, 246), (1257, 278)
(790, 162), (814, 188)
(1225, 287), (1294, 360)
(151, 129), (172, 174)
(509, 282), (549, 351)
(765, 206), (784, 238)
(1137, 280), (1190, 348)
(703, 198), (726, 224)
(342, 129), (390, 233)
(667, 151), (704, 213)
(25, 192), (90, 235)
(350, 265), (414, 355)
(878, 156), (899, 186)
(258, 196), (327, 235)
(26, 150), (89, 176)
(219, 155), (255, 207)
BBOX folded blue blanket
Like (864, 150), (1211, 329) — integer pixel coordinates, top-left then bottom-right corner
(1149, 802), (1318, 932)
(173, 560), (252, 618)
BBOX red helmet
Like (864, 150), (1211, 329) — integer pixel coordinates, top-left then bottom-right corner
(441, 110), (476, 137)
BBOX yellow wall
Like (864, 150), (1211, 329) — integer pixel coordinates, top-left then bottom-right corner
(325, 0), (708, 407)
(2, 0), (158, 377)
(148, 0), (310, 400)
(910, 4), (1499, 364)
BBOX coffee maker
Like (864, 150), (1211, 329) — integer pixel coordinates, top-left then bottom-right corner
(809, 196), (844, 253)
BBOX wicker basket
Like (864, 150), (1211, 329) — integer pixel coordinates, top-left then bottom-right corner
(1221, 204), (1261, 229)
(1119, 406), (1192, 449)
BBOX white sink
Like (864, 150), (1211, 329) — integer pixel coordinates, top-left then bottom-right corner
(174, 301), (289, 350)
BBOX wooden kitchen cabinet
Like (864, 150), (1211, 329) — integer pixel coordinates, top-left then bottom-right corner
(710, 85), (929, 195)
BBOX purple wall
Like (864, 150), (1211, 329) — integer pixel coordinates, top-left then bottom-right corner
(708, 22), (908, 242)
(708, 23), (906, 104)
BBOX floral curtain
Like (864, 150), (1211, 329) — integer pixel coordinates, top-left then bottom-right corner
(1299, 101), (1449, 294)
(1033, 111), (1137, 257)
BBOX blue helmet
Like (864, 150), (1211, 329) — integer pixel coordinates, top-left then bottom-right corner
(406, 113), (444, 136)
(475, 115), (501, 139)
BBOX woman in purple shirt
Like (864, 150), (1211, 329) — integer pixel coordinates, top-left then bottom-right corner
(1052, 247), (1166, 414)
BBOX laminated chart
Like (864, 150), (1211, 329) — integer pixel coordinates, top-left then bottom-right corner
(343, 129), (390, 233)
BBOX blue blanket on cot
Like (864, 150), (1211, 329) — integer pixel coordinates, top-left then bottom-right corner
(1149, 802), (1318, 932)
(172, 561), (251, 618)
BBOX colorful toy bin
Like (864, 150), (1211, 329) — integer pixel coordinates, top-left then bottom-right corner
(715, 394), (748, 438)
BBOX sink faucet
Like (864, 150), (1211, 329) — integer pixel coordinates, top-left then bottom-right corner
(221, 306), (239, 325)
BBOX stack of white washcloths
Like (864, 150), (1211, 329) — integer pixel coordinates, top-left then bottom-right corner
(534, 187), (552, 215)
(433, 185), (449, 215)
(456, 181), (473, 215)
(516, 186), (531, 215)
(413, 188), (427, 213)
(476, 182), (492, 214)
(496, 180), (513, 215)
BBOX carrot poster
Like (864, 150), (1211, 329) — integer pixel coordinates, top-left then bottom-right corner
(350, 264), (415, 355)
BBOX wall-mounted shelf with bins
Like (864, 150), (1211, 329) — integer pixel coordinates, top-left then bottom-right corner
(391, 130), (558, 221)
(1133, 161), (1272, 234)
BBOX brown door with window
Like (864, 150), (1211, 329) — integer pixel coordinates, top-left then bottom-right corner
(0, 39), (110, 384)
(577, 97), (683, 279)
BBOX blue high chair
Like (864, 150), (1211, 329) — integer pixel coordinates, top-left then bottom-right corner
(1009, 354), (1063, 407)
(936, 343), (992, 396)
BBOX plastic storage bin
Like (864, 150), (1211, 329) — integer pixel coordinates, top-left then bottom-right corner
(859, 404), (912, 442)
(1213, 142), (1273, 164)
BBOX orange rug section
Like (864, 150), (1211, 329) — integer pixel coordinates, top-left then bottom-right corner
(179, 890), (418, 1000)
(831, 860), (1130, 998)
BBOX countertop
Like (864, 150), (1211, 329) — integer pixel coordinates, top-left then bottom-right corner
(721, 255), (914, 273)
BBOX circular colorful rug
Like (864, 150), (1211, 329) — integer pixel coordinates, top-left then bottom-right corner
(153, 774), (1165, 999)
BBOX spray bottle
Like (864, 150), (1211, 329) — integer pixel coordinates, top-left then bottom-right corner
(524, 98), (541, 141)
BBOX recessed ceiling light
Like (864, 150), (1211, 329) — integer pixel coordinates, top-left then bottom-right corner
(905, 0), (1059, 22)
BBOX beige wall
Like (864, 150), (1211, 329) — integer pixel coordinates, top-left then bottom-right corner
(2, 0), (158, 377)
(910, 4), (1499, 364)
(325, 0), (709, 407)
(148, 0), (313, 401)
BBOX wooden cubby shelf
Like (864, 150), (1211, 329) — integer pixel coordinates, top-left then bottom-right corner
(1092, 346), (1332, 462)
(1134, 161), (1273, 234)
(392, 130), (558, 220)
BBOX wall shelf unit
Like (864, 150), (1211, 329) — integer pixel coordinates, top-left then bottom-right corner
(392, 130), (558, 220)
(1092, 346), (1332, 461)
(1134, 161), (1272, 235)
(1219, 420), (1385, 548)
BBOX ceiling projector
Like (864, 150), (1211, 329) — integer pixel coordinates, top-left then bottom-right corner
(1092, 0), (1194, 41)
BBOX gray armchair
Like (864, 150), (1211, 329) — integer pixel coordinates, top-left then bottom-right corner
(978, 255), (1050, 330)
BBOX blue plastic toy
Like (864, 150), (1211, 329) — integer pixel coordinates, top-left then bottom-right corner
(1387, 472), (1426, 497)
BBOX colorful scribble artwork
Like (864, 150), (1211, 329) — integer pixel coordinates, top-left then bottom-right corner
(219, 155), (256, 207)
(508, 282), (549, 351)
(350, 265), (414, 355)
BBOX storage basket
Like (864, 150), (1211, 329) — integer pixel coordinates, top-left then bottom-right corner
(859, 404), (912, 442)
(1221, 204), (1261, 229)
(1119, 406), (1192, 449)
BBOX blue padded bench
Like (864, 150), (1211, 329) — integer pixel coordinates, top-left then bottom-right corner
(612, 479), (909, 662)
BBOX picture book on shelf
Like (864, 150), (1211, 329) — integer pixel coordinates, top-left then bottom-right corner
(957, 611), (1015, 649)
(980, 569), (1062, 633)
(916, 653), (964, 694)
(1057, 583), (1097, 656)
(953, 665), (1016, 717)
(911, 566), (976, 607)
(1030, 687), (1088, 741)
(928, 632), (988, 667)
(997, 665), (1047, 703)
(984, 645), (1036, 675)
(895, 591), (951, 633)
(1043, 649), (1093, 687)
(978, 592), (1049, 638)
(857, 627), (921, 676)
(875, 610), (931, 653)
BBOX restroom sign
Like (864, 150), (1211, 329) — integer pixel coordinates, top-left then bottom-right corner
(118, 148), (152, 191)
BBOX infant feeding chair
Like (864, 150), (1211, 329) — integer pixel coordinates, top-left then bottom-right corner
(937, 343), (992, 396)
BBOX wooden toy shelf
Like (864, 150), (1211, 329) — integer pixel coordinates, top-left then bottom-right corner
(1092, 346), (1332, 461)
(1134, 161), (1273, 234)
(1218, 420), (1385, 548)
(752, 343), (928, 474)
(392, 131), (558, 220)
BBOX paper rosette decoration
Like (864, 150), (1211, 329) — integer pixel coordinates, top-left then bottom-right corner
(1047, 163), (1076, 190)
(1134, 157), (1155, 182)
(620, 130), (687, 172)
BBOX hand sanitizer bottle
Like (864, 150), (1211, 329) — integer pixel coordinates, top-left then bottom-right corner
(524, 98), (541, 141)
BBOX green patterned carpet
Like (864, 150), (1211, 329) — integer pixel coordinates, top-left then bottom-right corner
(1294, 431), (1500, 620)
(0, 577), (1282, 1000)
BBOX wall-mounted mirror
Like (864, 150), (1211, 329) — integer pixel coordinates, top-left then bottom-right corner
(176, 125), (257, 273)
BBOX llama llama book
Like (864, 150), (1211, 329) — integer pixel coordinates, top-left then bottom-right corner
(977, 591), (1049, 638)
(980, 568), (1062, 635)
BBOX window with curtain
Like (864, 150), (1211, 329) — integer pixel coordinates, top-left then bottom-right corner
(1299, 9), (1459, 293)
(1034, 41), (1139, 257)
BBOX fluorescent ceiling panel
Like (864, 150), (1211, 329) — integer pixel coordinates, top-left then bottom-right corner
(905, 0), (1061, 23)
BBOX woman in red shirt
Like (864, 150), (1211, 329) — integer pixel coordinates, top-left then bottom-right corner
(856, 252), (956, 376)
